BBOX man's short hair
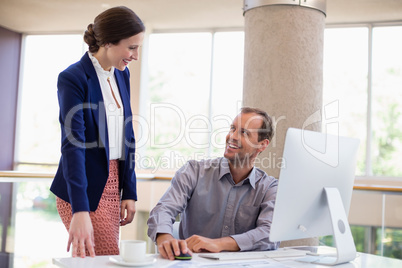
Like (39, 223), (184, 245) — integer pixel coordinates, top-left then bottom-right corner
(241, 107), (275, 142)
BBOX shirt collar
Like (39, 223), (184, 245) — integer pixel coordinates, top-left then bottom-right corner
(219, 157), (257, 189)
(88, 51), (114, 77)
(247, 167), (257, 189)
(218, 157), (231, 180)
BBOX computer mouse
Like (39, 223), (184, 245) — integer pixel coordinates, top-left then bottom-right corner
(174, 251), (192, 261)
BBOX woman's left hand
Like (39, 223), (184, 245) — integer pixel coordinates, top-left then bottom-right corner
(120, 199), (136, 226)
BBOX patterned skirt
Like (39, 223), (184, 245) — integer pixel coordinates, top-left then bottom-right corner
(56, 160), (120, 256)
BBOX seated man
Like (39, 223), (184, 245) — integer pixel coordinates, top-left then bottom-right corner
(147, 107), (280, 260)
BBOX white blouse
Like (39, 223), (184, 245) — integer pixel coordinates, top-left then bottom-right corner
(88, 52), (124, 160)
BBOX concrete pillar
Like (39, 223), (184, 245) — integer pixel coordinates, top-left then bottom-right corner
(243, 1), (326, 247)
(243, 1), (326, 179)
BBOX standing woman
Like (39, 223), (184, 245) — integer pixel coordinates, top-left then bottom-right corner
(50, 6), (145, 257)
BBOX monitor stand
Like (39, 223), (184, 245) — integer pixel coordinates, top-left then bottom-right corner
(313, 187), (357, 265)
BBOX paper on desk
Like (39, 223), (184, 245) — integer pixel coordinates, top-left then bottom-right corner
(163, 259), (290, 268)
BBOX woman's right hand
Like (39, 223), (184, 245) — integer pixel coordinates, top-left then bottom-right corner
(68, 211), (95, 257)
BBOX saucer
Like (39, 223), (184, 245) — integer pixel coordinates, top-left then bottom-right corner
(109, 256), (157, 266)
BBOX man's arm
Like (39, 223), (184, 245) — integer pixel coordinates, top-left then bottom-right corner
(147, 161), (198, 258)
(185, 235), (240, 253)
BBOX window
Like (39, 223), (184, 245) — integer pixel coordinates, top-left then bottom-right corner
(210, 32), (244, 158)
(16, 34), (85, 171)
(323, 25), (402, 178)
(139, 31), (244, 172)
(371, 26), (402, 177)
(323, 27), (369, 175)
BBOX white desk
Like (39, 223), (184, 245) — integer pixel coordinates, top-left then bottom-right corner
(53, 249), (402, 268)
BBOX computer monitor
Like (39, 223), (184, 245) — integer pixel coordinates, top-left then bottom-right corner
(270, 128), (360, 265)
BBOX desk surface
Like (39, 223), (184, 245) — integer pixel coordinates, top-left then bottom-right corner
(53, 250), (402, 268)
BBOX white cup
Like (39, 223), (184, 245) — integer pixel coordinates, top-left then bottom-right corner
(120, 240), (146, 263)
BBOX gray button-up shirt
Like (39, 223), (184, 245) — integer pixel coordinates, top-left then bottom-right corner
(147, 157), (280, 251)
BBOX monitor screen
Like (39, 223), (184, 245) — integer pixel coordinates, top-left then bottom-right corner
(269, 128), (360, 265)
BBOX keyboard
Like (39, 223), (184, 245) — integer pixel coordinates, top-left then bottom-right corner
(198, 249), (309, 261)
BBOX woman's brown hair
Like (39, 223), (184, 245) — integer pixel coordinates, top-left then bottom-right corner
(84, 6), (145, 53)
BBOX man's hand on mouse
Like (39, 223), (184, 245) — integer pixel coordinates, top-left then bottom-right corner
(156, 233), (192, 260)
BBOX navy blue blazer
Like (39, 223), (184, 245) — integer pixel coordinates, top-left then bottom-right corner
(50, 53), (137, 213)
